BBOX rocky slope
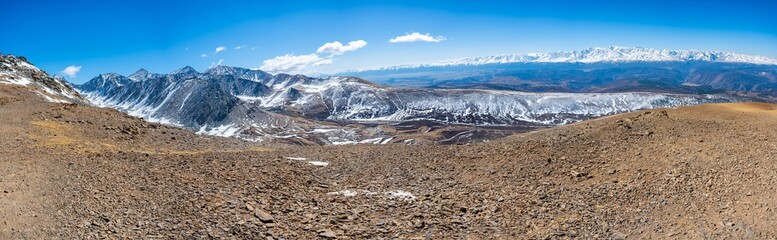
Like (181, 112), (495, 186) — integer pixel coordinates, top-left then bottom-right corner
(0, 54), (83, 103)
(3, 77), (777, 238)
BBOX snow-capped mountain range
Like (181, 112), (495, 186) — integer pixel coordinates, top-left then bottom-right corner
(74, 64), (749, 144)
(372, 47), (777, 70)
(343, 47), (777, 96)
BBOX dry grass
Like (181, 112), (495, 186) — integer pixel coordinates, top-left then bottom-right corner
(31, 120), (79, 146)
(716, 102), (777, 115)
(30, 120), (272, 155)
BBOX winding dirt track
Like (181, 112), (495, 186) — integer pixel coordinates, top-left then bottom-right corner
(1, 84), (776, 239)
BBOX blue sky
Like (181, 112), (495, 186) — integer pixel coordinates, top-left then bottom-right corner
(1, 0), (776, 83)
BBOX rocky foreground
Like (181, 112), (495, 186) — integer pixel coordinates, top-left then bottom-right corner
(1, 82), (776, 239)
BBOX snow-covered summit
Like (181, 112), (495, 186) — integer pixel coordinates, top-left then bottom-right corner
(170, 66), (199, 75)
(128, 68), (164, 81)
(205, 65), (247, 75)
(204, 65), (273, 81)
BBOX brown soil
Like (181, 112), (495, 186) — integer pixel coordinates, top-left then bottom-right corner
(1, 84), (776, 239)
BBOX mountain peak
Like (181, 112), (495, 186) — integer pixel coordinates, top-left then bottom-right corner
(100, 73), (122, 79)
(133, 68), (149, 74)
(205, 65), (240, 75)
(170, 66), (199, 75)
(128, 68), (161, 81)
(204, 65), (273, 82)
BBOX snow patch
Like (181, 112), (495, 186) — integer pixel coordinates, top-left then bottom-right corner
(325, 189), (416, 200)
(307, 161), (329, 167)
(326, 190), (360, 197)
(0, 74), (32, 86)
(36, 92), (70, 103)
(308, 128), (341, 134)
(235, 95), (263, 102)
(331, 137), (392, 145)
(285, 157), (328, 167)
(197, 124), (242, 137)
(386, 190), (417, 200)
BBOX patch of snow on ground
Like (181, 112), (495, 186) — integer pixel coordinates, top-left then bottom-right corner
(36, 92), (70, 103)
(331, 137), (391, 145)
(386, 190), (417, 200)
(235, 95), (263, 102)
(326, 190), (358, 197)
(308, 128), (341, 133)
(308, 161), (329, 167)
(146, 117), (184, 128)
(325, 189), (416, 200)
(16, 60), (39, 70)
(285, 157), (328, 167)
(197, 124), (241, 137)
(0, 75), (32, 86)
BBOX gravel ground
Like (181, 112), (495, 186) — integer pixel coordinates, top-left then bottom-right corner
(1, 84), (776, 239)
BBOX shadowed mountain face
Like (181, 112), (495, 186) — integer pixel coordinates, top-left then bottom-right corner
(77, 72), (242, 127)
(74, 64), (750, 144)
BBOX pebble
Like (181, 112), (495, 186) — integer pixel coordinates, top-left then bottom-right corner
(318, 229), (337, 238)
(254, 210), (274, 223)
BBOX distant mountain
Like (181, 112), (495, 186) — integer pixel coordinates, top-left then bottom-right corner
(0, 54), (83, 103)
(128, 68), (164, 81)
(342, 47), (777, 99)
(75, 65), (746, 144)
(375, 47), (777, 69)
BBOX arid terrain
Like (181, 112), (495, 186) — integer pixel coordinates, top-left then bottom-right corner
(1, 81), (777, 239)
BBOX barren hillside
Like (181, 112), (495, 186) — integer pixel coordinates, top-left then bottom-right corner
(1, 81), (776, 238)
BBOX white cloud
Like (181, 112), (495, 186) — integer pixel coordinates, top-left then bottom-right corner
(210, 59), (224, 68)
(234, 45), (246, 50)
(316, 40), (367, 55)
(251, 46), (257, 50)
(60, 65), (81, 78)
(258, 39), (365, 74)
(312, 58), (333, 66)
(389, 32), (446, 43)
(201, 54), (208, 58)
(258, 53), (332, 73)
(215, 46), (226, 54)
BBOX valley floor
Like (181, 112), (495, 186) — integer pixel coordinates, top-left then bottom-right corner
(1, 84), (777, 239)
